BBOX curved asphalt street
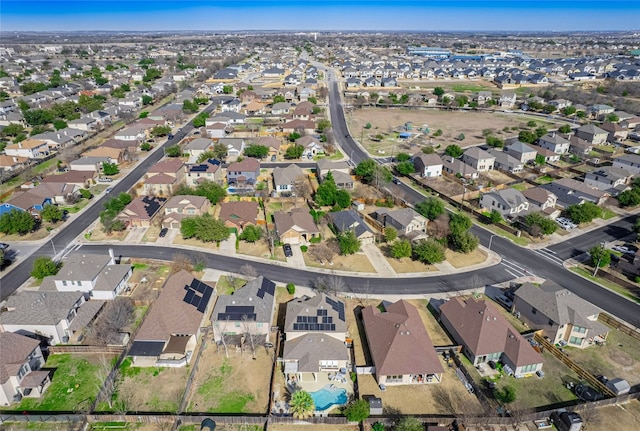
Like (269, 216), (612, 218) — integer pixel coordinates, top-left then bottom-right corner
(2, 71), (639, 328)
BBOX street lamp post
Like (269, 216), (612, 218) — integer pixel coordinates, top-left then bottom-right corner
(488, 234), (497, 251)
(593, 241), (606, 277)
(50, 239), (57, 257)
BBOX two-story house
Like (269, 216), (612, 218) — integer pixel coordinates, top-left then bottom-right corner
(162, 195), (211, 229)
(0, 332), (50, 405)
(575, 124), (608, 146)
(513, 281), (609, 348)
(480, 189), (530, 218)
(4, 139), (49, 159)
(371, 208), (427, 238)
(273, 164), (305, 196)
(226, 157), (260, 192)
(462, 147), (495, 172)
(144, 158), (185, 196)
(413, 152), (443, 178)
(505, 140), (538, 164)
(185, 159), (223, 186)
(584, 167), (631, 194)
(537, 133), (570, 154)
(613, 154), (640, 175)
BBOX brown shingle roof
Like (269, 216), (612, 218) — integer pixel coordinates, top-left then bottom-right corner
(362, 300), (444, 377)
(135, 271), (214, 341)
(148, 158), (184, 174)
(0, 332), (40, 384)
(219, 201), (258, 227)
(227, 157), (260, 173)
(273, 208), (319, 237)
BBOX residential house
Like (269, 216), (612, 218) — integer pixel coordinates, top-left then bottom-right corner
(439, 297), (544, 378)
(475, 91), (493, 105)
(129, 271), (214, 367)
(329, 210), (375, 245)
(271, 102), (292, 115)
(371, 208), (427, 238)
(362, 300), (444, 386)
(613, 154), (640, 175)
(568, 135), (592, 156)
(588, 104), (615, 120)
(488, 149), (524, 173)
(101, 138), (139, 155)
(480, 189), (529, 218)
(144, 158), (185, 196)
(39, 253), (132, 300)
(521, 188), (559, 216)
(114, 124), (147, 142)
(462, 147), (495, 172)
(498, 93), (517, 108)
(162, 195), (211, 229)
(505, 140), (538, 164)
(4, 139), (49, 159)
(226, 157), (260, 192)
(540, 178), (608, 208)
(211, 276), (276, 344)
(442, 156), (478, 179)
(413, 152), (443, 178)
(185, 137), (214, 158)
(537, 133), (570, 154)
(273, 208), (320, 244)
(281, 119), (316, 135)
(601, 122), (629, 143)
(273, 164), (305, 196)
(117, 196), (166, 228)
(0, 332), (50, 406)
(219, 138), (246, 161)
(255, 136), (281, 156)
(67, 117), (98, 132)
(219, 201), (259, 231)
(0, 291), (86, 345)
(513, 281), (609, 348)
(0, 155), (30, 173)
(575, 124), (608, 146)
(282, 294), (349, 385)
(316, 159), (353, 189)
(296, 136), (323, 158)
(0, 181), (80, 217)
(185, 159), (223, 186)
(584, 167), (631, 194)
(69, 156), (111, 172)
(205, 122), (231, 139)
(83, 146), (125, 165)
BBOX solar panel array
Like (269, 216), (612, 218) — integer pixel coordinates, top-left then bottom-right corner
(142, 196), (166, 217)
(292, 308), (336, 331)
(217, 305), (256, 321)
(256, 278), (276, 299)
(325, 297), (346, 321)
(182, 279), (214, 313)
(189, 164), (208, 172)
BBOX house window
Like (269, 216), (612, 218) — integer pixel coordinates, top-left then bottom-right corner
(235, 323), (241, 328)
(62, 281), (67, 286)
(18, 364), (29, 380)
(531, 308), (537, 314)
(520, 364), (537, 373)
(573, 326), (586, 334)
(387, 375), (403, 383)
(569, 336), (584, 345)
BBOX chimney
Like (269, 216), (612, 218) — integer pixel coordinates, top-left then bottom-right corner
(108, 248), (115, 265)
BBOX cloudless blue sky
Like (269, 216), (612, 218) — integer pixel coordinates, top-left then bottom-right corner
(2, 1), (639, 32)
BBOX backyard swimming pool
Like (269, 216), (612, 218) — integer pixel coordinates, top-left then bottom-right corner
(310, 385), (348, 411)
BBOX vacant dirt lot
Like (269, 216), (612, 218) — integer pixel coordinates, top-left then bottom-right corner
(348, 108), (562, 155)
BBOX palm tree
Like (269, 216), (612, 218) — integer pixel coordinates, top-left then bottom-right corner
(289, 390), (315, 418)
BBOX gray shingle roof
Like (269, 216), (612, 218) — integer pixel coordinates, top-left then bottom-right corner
(283, 333), (349, 372)
(212, 276), (275, 325)
(0, 291), (84, 326)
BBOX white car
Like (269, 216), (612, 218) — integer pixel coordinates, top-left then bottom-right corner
(612, 245), (631, 254)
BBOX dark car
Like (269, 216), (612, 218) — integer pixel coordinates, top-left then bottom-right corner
(0, 243), (9, 250)
(283, 244), (293, 257)
(159, 228), (169, 238)
(575, 384), (603, 402)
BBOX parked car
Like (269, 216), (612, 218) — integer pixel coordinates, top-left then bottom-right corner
(98, 177), (113, 183)
(496, 295), (513, 310)
(0, 243), (9, 250)
(612, 245), (631, 254)
(271, 154), (276, 162)
(105, 187), (114, 194)
(159, 228), (168, 238)
(575, 384), (603, 402)
(283, 244), (293, 257)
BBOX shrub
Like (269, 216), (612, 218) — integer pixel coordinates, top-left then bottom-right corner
(286, 283), (295, 294)
(343, 398), (370, 422)
(300, 245), (308, 252)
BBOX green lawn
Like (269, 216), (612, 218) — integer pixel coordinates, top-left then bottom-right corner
(536, 175), (555, 184)
(511, 183), (528, 191)
(61, 199), (90, 214)
(31, 158), (58, 175)
(479, 223), (529, 246)
(194, 360), (255, 413)
(216, 275), (248, 295)
(451, 83), (489, 93)
(8, 354), (109, 412)
(602, 209), (617, 220)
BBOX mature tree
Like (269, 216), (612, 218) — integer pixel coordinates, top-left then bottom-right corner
(606, 113), (619, 123)
(317, 119), (331, 132)
(40, 204), (63, 223)
(288, 132), (301, 142)
(289, 390), (314, 419)
(518, 130), (537, 144)
(394, 416), (424, 431)
(384, 226), (397, 242)
(315, 171), (338, 206)
(558, 124), (572, 134)
(395, 161), (415, 175)
(91, 297), (134, 345)
(444, 144), (463, 158)
(415, 197), (445, 221)
(0, 209), (35, 235)
(141, 95), (153, 106)
(309, 243), (335, 265)
(450, 230), (479, 253)
(449, 213), (472, 236)
(165, 145), (182, 157)
(589, 244), (611, 269)
(243, 144), (269, 159)
(566, 202), (601, 224)
(102, 162), (119, 175)
(285, 144), (304, 159)
(334, 189), (352, 209)
(197, 214), (230, 242)
(180, 217), (199, 239)
(222, 85), (234, 94)
(395, 152), (411, 162)
(151, 125), (172, 137)
(52, 119), (68, 130)
(486, 135), (504, 148)
(429, 213), (450, 239)
(337, 230), (361, 255)
(211, 142), (228, 160)
(31, 257), (60, 280)
(196, 180), (226, 204)
(525, 212), (557, 235)
(495, 385), (516, 404)
(576, 111), (586, 119)
(140, 142), (152, 151)
(391, 239), (412, 259)
(142, 68), (162, 82)
(433, 87), (445, 97)
(182, 99), (199, 113)
(273, 95), (286, 103)
(354, 159), (392, 185)
(238, 225), (263, 242)
(1, 123), (25, 137)
(561, 106), (576, 116)
(343, 398), (370, 422)
(617, 188), (640, 207)
(193, 112), (209, 128)
(413, 239), (445, 264)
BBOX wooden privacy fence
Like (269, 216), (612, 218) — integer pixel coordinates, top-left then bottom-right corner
(533, 332), (616, 398)
(49, 345), (125, 354)
(598, 312), (640, 342)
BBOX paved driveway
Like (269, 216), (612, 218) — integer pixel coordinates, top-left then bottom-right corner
(361, 243), (396, 277)
(286, 243), (307, 269)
